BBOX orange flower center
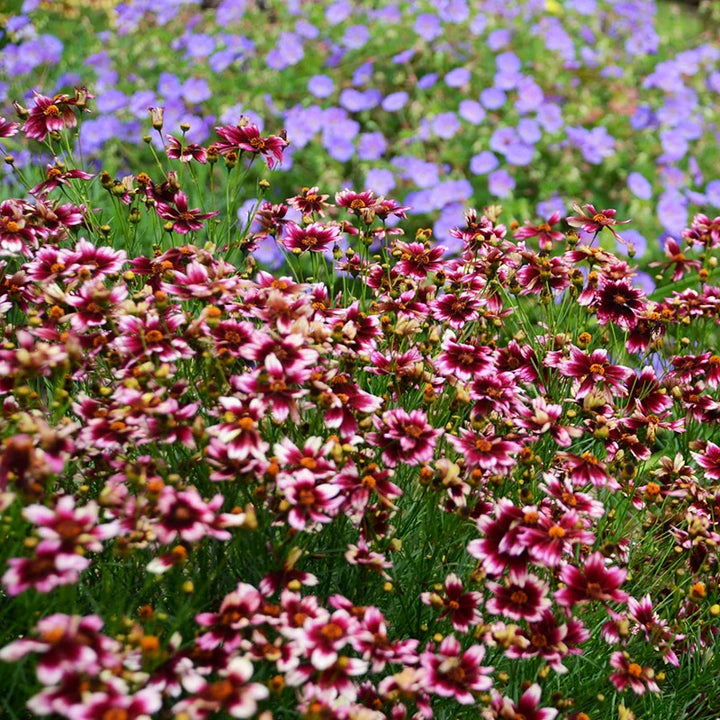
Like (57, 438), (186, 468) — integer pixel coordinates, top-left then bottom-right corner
(45, 104), (61, 117)
(320, 622), (344, 641)
(627, 663), (643, 678)
(589, 363), (605, 375)
(510, 590), (528, 605)
(548, 524), (566, 539)
(475, 439), (492, 453)
(250, 136), (266, 150)
(5, 221), (20, 233)
(145, 329), (164, 344)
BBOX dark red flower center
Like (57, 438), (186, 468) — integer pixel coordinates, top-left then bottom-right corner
(510, 590), (528, 605)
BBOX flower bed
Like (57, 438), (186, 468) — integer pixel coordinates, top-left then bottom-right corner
(1, 96), (719, 719)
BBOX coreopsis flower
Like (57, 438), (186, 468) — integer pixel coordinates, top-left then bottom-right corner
(154, 485), (243, 544)
(483, 684), (558, 720)
(2, 540), (90, 595)
(172, 656), (269, 719)
(335, 188), (377, 214)
(467, 500), (530, 578)
(281, 220), (342, 253)
(553, 345), (633, 399)
(0, 198), (38, 255)
(448, 427), (522, 472)
(195, 582), (264, 652)
(320, 372), (384, 441)
(0, 116), (20, 137)
(277, 469), (344, 532)
(367, 408), (441, 467)
(30, 163), (93, 197)
(649, 237), (702, 281)
(23, 495), (119, 553)
(287, 186), (331, 217)
(505, 609), (589, 673)
(431, 291), (483, 329)
(516, 254), (570, 295)
(420, 635), (493, 705)
(75, 686), (163, 720)
(556, 451), (617, 489)
(609, 652), (660, 695)
(72, 238), (128, 278)
(594, 278), (646, 330)
(215, 120), (287, 168)
(514, 211), (565, 250)
(566, 203), (631, 241)
(393, 240), (447, 279)
(521, 509), (595, 567)
(166, 134), (208, 163)
(554, 552), (628, 607)
(0, 613), (120, 686)
(295, 609), (368, 671)
(691, 440), (720, 480)
(22, 91), (79, 142)
(682, 212), (720, 249)
(421, 573), (483, 633)
(486, 572), (551, 622)
(114, 308), (193, 363)
(515, 396), (579, 447)
(435, 333), (496, 380)
(335, 461), (402, 516)
(155, 191), (219, 234)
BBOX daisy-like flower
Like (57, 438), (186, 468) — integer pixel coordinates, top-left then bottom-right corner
(335, 188), (377, 214)
(514, 211), (565, 250)
(448, 427), (522, 472)
(0, 116), (20, 137)
(277, 469), (343, 532)
(431, 291), (483, 329)
(30, 163), (93, 197)
(0, 613), (120, 686)
(287, 186), (331, 217)
(649, 237), (701, 281)
(73, 687), (163, 720)
(434, 333), (496, 381)
(297, 609), (367, 671)
(516, 254), (570, 296)
(420, 635), (493, 705)
(155, 191), (219, 234)
(554, 345), (633, 399)
(367, 408), (441, 467)
(166, 134), (208, 163)
(486, 572), (551, 622)
(195, 582), (263, 652)
(281, 221), (342, 253)
(556, 451), (616, 489)
(215, 120), (287, 168)
(519, 509), (595, 567)
(566, 203), (631, 241)
(467, 500), (530, 578)
(555, 552), (628, 608)
(421, 573), (483, 633)
(22, 91), (79, 142)
(484, 683), (558, 720)
(609, 652), (660, 695)
(172, 656), (269, 719)
(690, 440), (720, 480)
(393, 241), (447, 279)
(594, 278), (646, 330)
(515, 396), (578, 447)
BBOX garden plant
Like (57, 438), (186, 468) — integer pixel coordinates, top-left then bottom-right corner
(1, 1), (720, 720)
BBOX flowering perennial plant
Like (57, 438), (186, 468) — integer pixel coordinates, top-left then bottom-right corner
(0, 96), (719, 720)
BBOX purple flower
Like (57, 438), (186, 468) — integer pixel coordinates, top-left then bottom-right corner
(445, 67), (471, 88)
(382, 91), (408, 111)
(308, 75), (334, 98)
(414, 13), (442, 40)
(496, 51), (521, 73)
(295, 18), (319, 38)
(488, 169), (515, 198)
(358, 132), (387, 160)
(403, 159), (440, 188)
(158, 72), (181, 97)
(392, 48), (415, 64)
(659, 129), (688, 162)
(339, 88), (381, 112)
(209, 49), (237, 73)
(96, 89), (127, 114)
(617, 229), (648, 258)
(185, 34), (216, 58)
(628, 172), (653, 200)
(505, 142), (534, 166)
(181, 78), (211, 104)
(536, 196), (566, 218)
(706, 180), (720, 208)
(432, 112), (460, 139)
(266, 32), (304, 70)
(353, 61), (374, 86)
(470, 151), (499, 175)
(470, 14), (487, 34)
(490, 126), (517, 155)
(439, 0), (469, 23)
(458, 100), (485, 125)
(487, 28), (512, 51)
(325, 0), (352, 24)
(480, 87), (506, 110)
(418, 73), (439, 90)
(365, 168), (396, 195)
(342, 25), (370, 49)
(515, 77), (545, 114)
(657, 191), (688, 236)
